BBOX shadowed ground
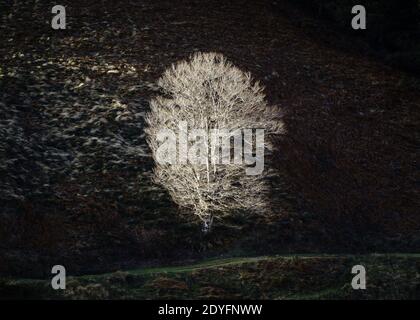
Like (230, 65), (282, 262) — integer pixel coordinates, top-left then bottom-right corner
(1, 254), (419, 299)
(1, 0), (419, 280)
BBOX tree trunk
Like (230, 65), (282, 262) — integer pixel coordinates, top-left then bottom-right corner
(202, 214), (214, 233)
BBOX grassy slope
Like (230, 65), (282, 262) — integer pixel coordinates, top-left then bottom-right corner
(1, 254), (419, 299)
(2, 0), (420, 280)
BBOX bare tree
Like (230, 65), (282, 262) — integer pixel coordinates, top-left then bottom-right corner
(146, 52), (283, 232)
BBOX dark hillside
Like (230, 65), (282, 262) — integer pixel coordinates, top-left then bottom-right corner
(1, 0), (419, 278)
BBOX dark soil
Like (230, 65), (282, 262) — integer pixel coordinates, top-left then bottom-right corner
(1, 0), (419, 278)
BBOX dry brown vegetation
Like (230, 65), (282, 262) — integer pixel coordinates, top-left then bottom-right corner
(0, 0), (419, 277)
